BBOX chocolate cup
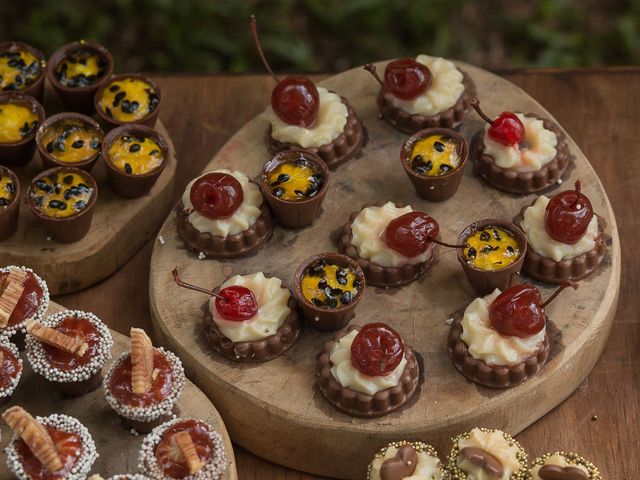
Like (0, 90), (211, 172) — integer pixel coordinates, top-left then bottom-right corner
(293, 252), (366, 331)
(457, 219), (527, 295)
(377, 69), (476, 134)
(337, 204), (438, 287)
(175, 199), (274, 259)
(0, 166), (20, 240)
(46, 41), (114, 114)
(27, 166), (98, 243)
(54, 371), (103, 397)
(316, 324), (420, 418)
(94, 73), (162, 130)
(513, 201), (607, 284)
(0, 41), (46, 102)
(102, 123), (169, 198)
(268, 95), (363, 170)
(448, 309), (550, 388)
(123, 405), (180, 434)
(260, 149), (330, 228)
(0, 92), (45, 167)
(400, 127), (469, 202)
(471, 115), (573, 194)
(203, 294), (302, 362)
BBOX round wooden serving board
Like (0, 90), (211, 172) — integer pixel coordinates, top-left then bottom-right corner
(0, 302), (237, 479)
(149, 61), (620, 479)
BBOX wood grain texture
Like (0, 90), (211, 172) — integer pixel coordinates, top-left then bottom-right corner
(147, 63), (620, 479)
(0, 301), (237, 479)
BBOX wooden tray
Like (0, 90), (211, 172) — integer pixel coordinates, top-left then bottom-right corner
(148, 61), (620, 479)
(0, 87), (177, 295)
(0, 302), (237, 479)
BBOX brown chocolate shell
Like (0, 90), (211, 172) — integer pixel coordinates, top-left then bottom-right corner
(175, 200), (273, 259)
(0, 92), (45, 167)
(337, 205), (437, 287)
(268, 96), (363, 170)
(513, 201), (607, 284)
(377, 70), (476, 134)
(0, 166), (20, 240)
(471, 115), (573, 194)
(448, 310), (550, 388)
(316, 324), (420, 417)
(203, 294), (301, 362)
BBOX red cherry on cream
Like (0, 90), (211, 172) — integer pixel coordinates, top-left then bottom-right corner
(382, 212), (439, 258)
(545, 180), (594, 244)
(189, 172), (243, 220)
(350, 323), (405, 377)
(470, 98), (525, 146)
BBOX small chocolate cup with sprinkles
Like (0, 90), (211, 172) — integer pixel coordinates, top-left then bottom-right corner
(27, 166), (98, 243)
(400, 127), (469, 202)
(0, 41), (46, 102)
(0, 92), (45, 166)
(102, 123), (169, 198)
(46, 40), (114, 114)
(0, 166), (20, 240)
(0, 339), (23, 406)
(260, 149), (330, 228)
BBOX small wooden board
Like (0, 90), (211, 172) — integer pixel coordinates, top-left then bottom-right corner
(0, 302), (237, 479)
(149, 62), (620, 479)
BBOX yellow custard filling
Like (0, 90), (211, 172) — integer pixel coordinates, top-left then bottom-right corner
(301, 261), (360, 308)
(410, 134), (461, 176)
(108, 134), (164, 175)
(0, 174), (16, 208)
(267, 159), (324, 201)
(98, 78), (159, 122)
(55, 49), (107, 88)
(0, 49), (41, 91)
(0, 103), (38, 143)
(31, 171), (93, 218)
(463, 226), (520, 271)
(42, 119), (102, 164)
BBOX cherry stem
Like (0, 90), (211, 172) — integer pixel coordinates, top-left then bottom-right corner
(172, 267), (223, 300)
(469, 98), (494, 125)
(364, 64), (385, 89)
(429, 237), (467, 249)
(573, 180), (582, 208)
(542, 280), (578, 308)
(249, 14), (280, 84)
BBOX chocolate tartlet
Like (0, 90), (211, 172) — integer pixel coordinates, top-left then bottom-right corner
(367, 441), (446, 480)
(0, 338), (22, 406)
(0, 92), (45, 166)
(0, 166), (20, 239)
(316, 324), (420, 418)
(529, 451), (601, 480)
(0, 41), (46, 101)
(95, 73), (162, 129)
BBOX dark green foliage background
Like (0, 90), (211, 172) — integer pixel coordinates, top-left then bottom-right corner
(2, 0), (639, 73)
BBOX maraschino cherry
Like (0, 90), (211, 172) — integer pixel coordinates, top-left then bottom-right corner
(172, 268), (258, 321)
(364, 59), (432, 100)
(545, 180), (594, 244)
(350, 323), (404, 376)
(470, 98), (525, 147)
(188, 172), (243, 220)
(249, 15), (319, 128)
(489, 281), (578, 338)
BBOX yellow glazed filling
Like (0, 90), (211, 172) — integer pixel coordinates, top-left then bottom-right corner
(0, 174), (16, 208)
(42, 119), (102, 164)
(301, 261), (360, 308)
(267, 159), (324, 201)
(410, 134), (461, 176)
(0, 103), (38, 143)
(55, 49), (107, 88)
(107, 134), (164, 175)
(0, 49), (41, 91)
(98, 78), (159, 122)
(31, 170), (93, 219)
(463, 226), (520, 271)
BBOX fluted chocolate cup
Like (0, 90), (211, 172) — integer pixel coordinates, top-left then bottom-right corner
(260, 150), (329, 228)
(0, 41), (46, 102)
(400, 127), (468, 202)
(0, 92), (45, 166)
(456, 219), (527, 295)
(0, 166), (20, 240)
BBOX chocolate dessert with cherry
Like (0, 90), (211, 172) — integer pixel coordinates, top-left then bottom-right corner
(529, 451), (601, 480)
(0, 337), (22, 405)
(367, 441), (446, 480)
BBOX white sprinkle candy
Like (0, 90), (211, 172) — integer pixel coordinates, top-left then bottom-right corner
(557, 178), (563, 185)
(158, 235), (166, 245)
(446, 317), (454, 326)
(198, 252), (207, 260)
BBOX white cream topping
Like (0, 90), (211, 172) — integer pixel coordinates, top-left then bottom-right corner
(330, 329), (408, 395)
(457, 429), (523, 480)
(460, 289), (546, 366)
(386, 55), (464, 116)
(266, 87), (348, 148)
(181, 169), (263, 237)
(483, 113), (557, 172)
(522, 195), (599, 262)
(530, 453), (589, 480)
(209, 272), (291, 343)
(370, 446), (444, 480)
(351, 202), (431, 268)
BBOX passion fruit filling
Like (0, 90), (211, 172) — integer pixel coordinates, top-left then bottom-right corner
(154, 419), (213, 478)
(15, 424), (83, 479)
(0, 173), (16, 207)
(301, 260), (360, 308)
(30, 171), (94, 219)
(0, 345), (20, 390)
(109, 351), (174, 408)
(98, 78), (159, 122)
(463, 226), (520, 271)
(0, 103), (38, 143)
(0, 49), (41, 91)
(267, 158), (324, 201)
(42, 119), (102, 164)
(55, 49), (108, 88)
(108, 134), (164, 175)
(410, 134), (461, 176)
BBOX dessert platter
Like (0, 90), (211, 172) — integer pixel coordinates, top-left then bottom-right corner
(148, 20), (620, 480)
(0, 40), (176, 294)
